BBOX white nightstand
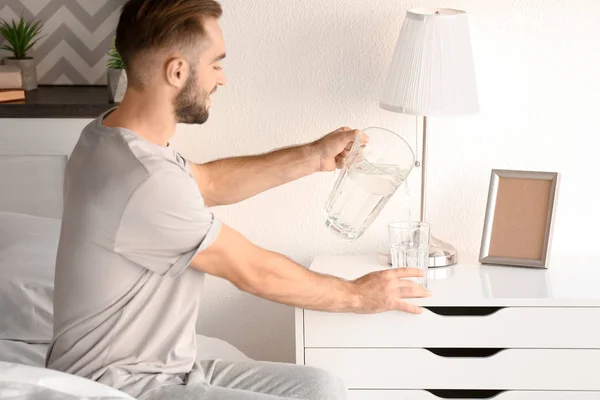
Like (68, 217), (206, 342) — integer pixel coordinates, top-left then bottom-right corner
(295, 255), (600, 399)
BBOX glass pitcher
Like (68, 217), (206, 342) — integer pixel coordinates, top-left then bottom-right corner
(324, 127), (415, 241)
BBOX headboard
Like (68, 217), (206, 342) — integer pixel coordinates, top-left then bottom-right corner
(0, 120), (84, 219)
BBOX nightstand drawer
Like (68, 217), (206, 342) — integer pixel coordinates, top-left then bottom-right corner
(304, 307), (600, 348)
(305, 348), (600, 391)
(347, 390), (600, 400)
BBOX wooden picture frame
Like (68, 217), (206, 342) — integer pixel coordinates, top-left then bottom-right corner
(479, 170), (560, 268)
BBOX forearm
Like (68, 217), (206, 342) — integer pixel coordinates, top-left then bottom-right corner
(190, 223), (359, 312)
(192, 143), (319, 206)
(191, 224), (427, 315)
(244, 250), (360, 312)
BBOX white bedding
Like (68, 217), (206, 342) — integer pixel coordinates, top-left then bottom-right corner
(0, 342), (134, 399)
(0, 336), (250, 399)
(0, 212), (250, 399)
(0, 212), (59, 343)
(0, 361), (135, 399)
(0, 335), (250, 369)
(0, 340), (47, 367)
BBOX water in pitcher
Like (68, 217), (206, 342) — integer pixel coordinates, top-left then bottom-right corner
(324, 160), (409, 241)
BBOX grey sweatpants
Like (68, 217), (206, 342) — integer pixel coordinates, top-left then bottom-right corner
(138, 359), (347, 400)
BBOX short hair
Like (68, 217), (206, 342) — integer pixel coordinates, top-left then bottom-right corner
(115, 0), (223, 88)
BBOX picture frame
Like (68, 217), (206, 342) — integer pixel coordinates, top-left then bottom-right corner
(479, 169), (560, 268)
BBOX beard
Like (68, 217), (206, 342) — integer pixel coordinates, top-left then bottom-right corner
(174, 68), (212, 125)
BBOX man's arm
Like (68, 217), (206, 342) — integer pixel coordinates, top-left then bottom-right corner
(191, 224), (430, 314)
(190, 127), (362, 207)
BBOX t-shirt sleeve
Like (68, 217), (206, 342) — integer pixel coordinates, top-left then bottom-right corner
(114, 168), (221, 277)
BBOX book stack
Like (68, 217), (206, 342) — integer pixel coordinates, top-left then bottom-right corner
(0, 65), (26, 103)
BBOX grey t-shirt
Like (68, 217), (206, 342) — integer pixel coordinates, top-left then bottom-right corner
(46, 110), (221, 397)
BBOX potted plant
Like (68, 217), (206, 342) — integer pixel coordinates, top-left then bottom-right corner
(0, 15), (44, 91)
(107, 39), (127, 103)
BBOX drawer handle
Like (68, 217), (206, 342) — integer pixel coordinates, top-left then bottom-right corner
(426, 389), (505, 399)
(426, 307), (504, 316)
(426, 348), (505, 358)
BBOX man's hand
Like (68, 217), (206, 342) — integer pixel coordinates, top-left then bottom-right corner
(191, 126), (368, 206)
(350, 268), (430, 314)
(311, 127), (368, 172)
(190, 222), (430, 315)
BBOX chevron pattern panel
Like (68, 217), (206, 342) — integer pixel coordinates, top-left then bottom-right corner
(0, 0), (127, 85)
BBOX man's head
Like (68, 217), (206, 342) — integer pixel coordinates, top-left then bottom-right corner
(116, 0), (226, 124)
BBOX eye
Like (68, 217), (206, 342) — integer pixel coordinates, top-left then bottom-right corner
(213, 64), (223, 71)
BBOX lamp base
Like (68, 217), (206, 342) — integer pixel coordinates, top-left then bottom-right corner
(377, 234), (458, 268)
(428, 235), (457, 267)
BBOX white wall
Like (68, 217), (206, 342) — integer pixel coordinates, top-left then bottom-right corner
(3, 0), (597, 364)
(172, 0), (600, 362)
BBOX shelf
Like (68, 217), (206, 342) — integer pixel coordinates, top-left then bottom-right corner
(0, 85), (116, 118)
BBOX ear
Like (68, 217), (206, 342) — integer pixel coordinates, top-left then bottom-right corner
(165, 57), (189, 89)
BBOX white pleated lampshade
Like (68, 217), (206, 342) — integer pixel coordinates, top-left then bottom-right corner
(380, 8), (479, 116)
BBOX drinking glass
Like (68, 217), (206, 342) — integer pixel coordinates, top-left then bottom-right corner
(388, 221), (431, 287)
(324, 127), (415, 241)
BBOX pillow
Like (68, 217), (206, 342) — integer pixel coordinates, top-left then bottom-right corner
(0, 212), (60, 342)
(195, 334), (252, 362)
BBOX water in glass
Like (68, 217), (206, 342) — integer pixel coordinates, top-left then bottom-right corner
(388, 221), (431, 287)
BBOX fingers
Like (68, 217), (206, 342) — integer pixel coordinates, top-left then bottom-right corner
(335, 148), (352, 169)
(333, 127), (369, 149)
(398, 280), (430, 298)
(343, 129), (361, 141)
(357, 131), (369, 145)
(395, 301), (424, 315)
(392, 267), (426, 278)
(377, 268), (430, 298)
(347, 132), (368, 151)
(336, 127), (368, 138)
(352, 269), (429, 315)
(383, 268), (431, 300)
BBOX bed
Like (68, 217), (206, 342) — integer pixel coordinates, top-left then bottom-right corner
(0, 125), (250, 399)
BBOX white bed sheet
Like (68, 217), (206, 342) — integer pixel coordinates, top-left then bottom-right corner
(0, 340), (47, 367)
(0, 335), (251, 399)
(0, 333), (250, 400)
(0, 341), (133, 399)
(0, 335), (251, 368)
(0, 361), (134, 399)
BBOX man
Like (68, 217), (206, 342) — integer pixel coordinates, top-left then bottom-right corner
(46, 0), (429, 399)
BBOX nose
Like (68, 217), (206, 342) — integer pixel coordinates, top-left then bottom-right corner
(217, 71), (227, 86)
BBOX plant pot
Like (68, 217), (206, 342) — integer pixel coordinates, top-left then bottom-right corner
(4, 58), (37, 91)
(107, 68), (127, 103)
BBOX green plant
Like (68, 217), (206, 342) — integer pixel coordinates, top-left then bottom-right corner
(0, 15), (44, 59)
(107, 39), (124, 69)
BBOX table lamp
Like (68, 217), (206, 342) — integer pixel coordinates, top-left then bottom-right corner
(380, 8), (479, 267)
